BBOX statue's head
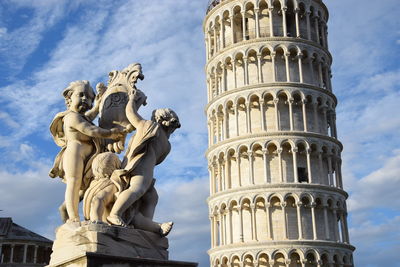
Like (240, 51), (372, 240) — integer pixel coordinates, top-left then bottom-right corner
(62, 80), (95, 113)
(92, 152), (121, 179)
(151, 108), (181, 136)
(122, 63), (144, 87)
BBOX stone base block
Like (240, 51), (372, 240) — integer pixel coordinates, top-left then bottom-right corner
(49, 223), (170, 266)
(48, 252), (198, 267)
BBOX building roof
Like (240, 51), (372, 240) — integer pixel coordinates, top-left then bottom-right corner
(0, 218), (52, 243)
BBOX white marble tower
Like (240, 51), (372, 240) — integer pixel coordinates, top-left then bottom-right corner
(204, 0), (355, 266)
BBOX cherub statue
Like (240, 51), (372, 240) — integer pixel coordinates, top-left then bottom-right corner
(106, 90), (180, 233)
(83, 152), (173, 236)
(49, 80), (124, 224)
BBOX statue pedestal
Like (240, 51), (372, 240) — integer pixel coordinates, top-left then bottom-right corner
(48, 252), (198, 267)
(48, 223), (197, 267)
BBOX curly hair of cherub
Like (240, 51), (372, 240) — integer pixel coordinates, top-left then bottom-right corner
(151, 108), (181, 129)
(62, 80), (95, 108)
(91, 152), (121, 179)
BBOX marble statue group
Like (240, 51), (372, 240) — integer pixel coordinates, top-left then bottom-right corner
(49, 63), (180, 237)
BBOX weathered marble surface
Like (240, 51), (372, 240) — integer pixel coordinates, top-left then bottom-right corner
(48, 252), (198, 267)
(49, 222), (169, 266)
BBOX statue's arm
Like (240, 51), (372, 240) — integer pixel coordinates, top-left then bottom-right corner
(85, 105), (99, 121)
(126, 93), (146, 128)
(67, 113), (121, 139)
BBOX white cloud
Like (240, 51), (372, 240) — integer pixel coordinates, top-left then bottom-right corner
(155, 176), (210, 265)
(347, 150), (400, 214)
(350, 216), (400, 267)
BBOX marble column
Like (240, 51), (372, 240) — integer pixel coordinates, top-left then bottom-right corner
(288, 98), (294, 130)
(260, 99), (266, 131)
(323, 205), (330, 240)
(311, 202), (317, 240)
(250, 204), (257, 241)
(274, 98), (280, 131)
(284, 52), (291, 82)
(278, 148), (284, 182)
(262, 149), (270, 183)
(295, 8), (300, 37)
(306, 11), (311, 40)
(306, 148), (313, 183)
(292, 147), (299, 183)
(248, 151), (255, 185)
(296, 202), (303, 239)
(271, 52), (277, 82)
(255, 8), (260, 38)
(302, 99), (308, 131)
(282, 7), (288, 37)
(257, 55), (263, 83)
(298, 52), (304, 83)
(241, 11), (246, 41)
(269, 8), (274, 37)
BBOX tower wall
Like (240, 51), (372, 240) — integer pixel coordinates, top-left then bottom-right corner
(204, 0), (355, 266)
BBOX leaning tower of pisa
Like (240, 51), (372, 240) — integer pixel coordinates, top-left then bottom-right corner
(204, 0), (355, 266)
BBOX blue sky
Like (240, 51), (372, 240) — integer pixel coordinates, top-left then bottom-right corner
(0, 0), (399, 266)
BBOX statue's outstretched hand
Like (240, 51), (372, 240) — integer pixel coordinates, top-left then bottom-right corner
(110, 128), (125, 140)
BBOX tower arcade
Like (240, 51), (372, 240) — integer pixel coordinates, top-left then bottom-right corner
(204, 0), (355, 266)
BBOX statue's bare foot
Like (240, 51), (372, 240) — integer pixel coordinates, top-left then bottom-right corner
(107, 215), (128, 227)
(159, 222), (173, 237)
(64, 218), (81, 230)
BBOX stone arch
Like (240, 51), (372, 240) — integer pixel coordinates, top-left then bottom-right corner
(271, 0), (283, 36)
(285, 194), (299, 239)
(263, 92), (275, 131)
(247, 49), (259, 85)
(286, 0), (297, 38)
(288, 46), (300, 82)
(300, 194), (313, 239)
(221, 256), (229, 267)
(269, 195), (284, 240)
(272, 251), (287, 267)
(304, 249), (318, 267)
(266, 141), (280, 183)
(230, 254), (242, 267)
(232, 5), (244, 43)
(281, 140), (295, 182)
(257, 252), (270, 267)
(234, 52), (246, 88)
(276, 91), (290, 131)
(244, 1), (257, 41)
(259, 0), (271, 37)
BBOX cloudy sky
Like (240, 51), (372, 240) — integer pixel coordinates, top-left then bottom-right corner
(0, 0), (399, 266)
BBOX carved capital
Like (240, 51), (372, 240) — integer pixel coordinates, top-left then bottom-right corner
(297, 201), (303, 208)
(277, 148), (283, 154)
(292, 147), (299, 153)
(247, 151), (254, 159)
(310, 202), (317, 208)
